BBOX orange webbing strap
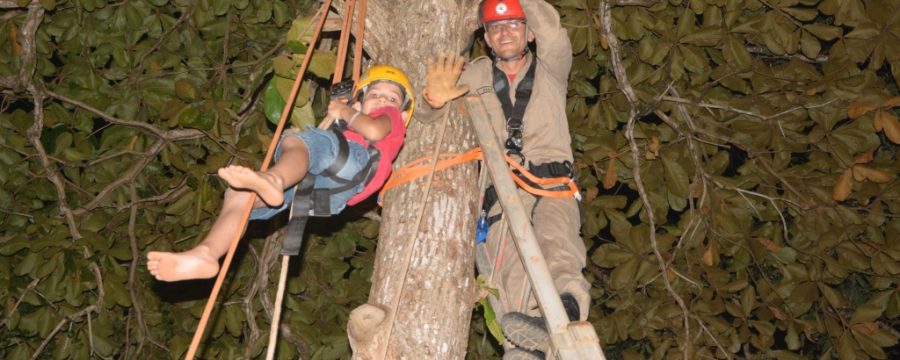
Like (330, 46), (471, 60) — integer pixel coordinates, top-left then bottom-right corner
(183, 1), (334, 358)
(378, 148), (578, 204)
(503, 154), (579, 198)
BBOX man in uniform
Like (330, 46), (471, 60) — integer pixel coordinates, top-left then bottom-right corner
(420, 0), (590, 358)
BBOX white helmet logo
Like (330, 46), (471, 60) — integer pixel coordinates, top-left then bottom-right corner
(496, 3), (508, 14)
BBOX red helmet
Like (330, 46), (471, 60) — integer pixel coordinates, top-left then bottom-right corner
(480, 0), (526, 25)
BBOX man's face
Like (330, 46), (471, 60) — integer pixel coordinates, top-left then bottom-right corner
(483, 19), (534, 59)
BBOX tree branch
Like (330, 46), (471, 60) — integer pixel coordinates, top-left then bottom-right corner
(26, 84), (82, 239)
(660, 95), (839, 121)
(71, 139), (167, 215)
(601, 1), (692, 357)
(125, 182), (166, 357)
(45, 90), (168, 138)
(0, 0), (23, 8)
(1, 278), (41, 328)
(31, 304), (99, 360)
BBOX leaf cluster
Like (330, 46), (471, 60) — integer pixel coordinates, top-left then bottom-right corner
(559, 0), (899, 358)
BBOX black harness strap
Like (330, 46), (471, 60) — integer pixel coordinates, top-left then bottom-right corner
(492, 58), (537, 157)
(281, 127), (380, 256)
(479, 58), (539, 232)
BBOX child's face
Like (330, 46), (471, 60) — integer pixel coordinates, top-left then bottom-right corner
(359, 81), (405, 114)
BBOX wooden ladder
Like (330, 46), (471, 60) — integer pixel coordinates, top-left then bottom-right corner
(464, 96), (606, 360)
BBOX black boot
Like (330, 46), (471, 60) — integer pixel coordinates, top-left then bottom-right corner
(501, 312), (551, 353)
(502, 294), (581, 353)
(503, 347), (546, 360)
(560, 293), (580, 321)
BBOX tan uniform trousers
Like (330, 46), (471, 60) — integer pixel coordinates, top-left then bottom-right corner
(487, 188), (590, 321)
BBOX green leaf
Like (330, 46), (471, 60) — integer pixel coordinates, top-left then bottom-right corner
(805, 23), (842, 40)
(291, 101), (316, 129)
(781, 7), (817, 21)
(800, 30), (821, 59)
(39, 0), (57, 11)
(263, 80), (285, 125)
(211, 0), (230, 16)
(845, 22), (879, 40)
(723, 35), (752, 69)
(849, 303), (885, 324)
(15, 252), (39, 276)
(479, 298), (505, 343)
(308, 51), (337, 79)
(818, 283), (849, 308)
(773, 247), (797, 264)
(680, 26), (722, 46)
(609, 257), (639, 290)
(662, 154), (689, 198)
(174, 78), (197, 101)
(836, 331), (857, 360)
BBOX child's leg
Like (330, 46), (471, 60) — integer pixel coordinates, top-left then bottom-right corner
(217, 137), (310, 207)
(146, 188), (254, 281)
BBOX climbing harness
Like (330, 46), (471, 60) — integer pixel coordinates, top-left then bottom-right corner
(281, 127), (381, 255)
(493, 58), (536, 157)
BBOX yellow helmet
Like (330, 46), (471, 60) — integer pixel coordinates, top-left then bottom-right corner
(354, 64), (415, 125)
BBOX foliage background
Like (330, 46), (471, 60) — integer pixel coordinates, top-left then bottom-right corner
(1, 0), (898, 359)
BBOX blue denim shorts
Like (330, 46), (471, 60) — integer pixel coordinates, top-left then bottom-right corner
(249, 126), (370, 220)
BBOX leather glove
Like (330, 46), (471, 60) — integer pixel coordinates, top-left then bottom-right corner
(423, 50), (470, 109)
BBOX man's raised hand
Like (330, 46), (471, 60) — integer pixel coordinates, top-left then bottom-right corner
(423, 51), (470, 109)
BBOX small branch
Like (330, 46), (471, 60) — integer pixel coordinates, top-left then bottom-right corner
(31, 248), (106, 359)
(614, 0), (659, 6)
(57, 150), (145, 168)
(136, 6), (194, 72)
(1, 278), (41, 328)
(0, 0), (25, 8)
(220, 11), (231, 98)
(599, 3), (638, 106)
(71, 140), (167, 215)
(117, 180), (189, 211)
(0, 8), (23, 22)
(71, 131), (202, 215)
(0, 207), (35, 220)
(691, 314), (733, 360)
(757, 0), (804, 28)
(26, 84), (82, 239)
(660, 96), (839, 122)
(747, 46), (829, 64)
(45, 90), (168, 139)
(689, 122), (809, 204)
(126, 182), (153, 356)
(31, 304), (99, 360)
(601, 1), (692, 357)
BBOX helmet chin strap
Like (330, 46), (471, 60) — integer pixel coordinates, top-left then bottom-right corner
(493, 47), (530, 62)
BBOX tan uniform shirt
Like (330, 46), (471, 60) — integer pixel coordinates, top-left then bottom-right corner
(417, 0), (573, 166)
(459, 0), (573, 166)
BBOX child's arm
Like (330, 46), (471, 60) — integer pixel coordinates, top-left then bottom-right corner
(328, 100), (392, 141)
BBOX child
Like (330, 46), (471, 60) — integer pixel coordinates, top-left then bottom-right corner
(147, 65), (414, 282)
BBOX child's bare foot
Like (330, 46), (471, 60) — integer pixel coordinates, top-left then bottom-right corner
(146, 245), (220, 282)
(218, 165), (284, 206)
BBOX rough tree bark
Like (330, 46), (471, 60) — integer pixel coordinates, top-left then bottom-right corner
(342, 1), (483, 359)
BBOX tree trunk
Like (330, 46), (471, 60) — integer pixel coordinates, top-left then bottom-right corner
(344, 1), (482, 359)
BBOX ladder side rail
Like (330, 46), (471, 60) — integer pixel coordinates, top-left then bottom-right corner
(462, 97), (573, 345)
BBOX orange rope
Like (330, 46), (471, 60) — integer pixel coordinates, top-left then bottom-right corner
(352, 0), (367, 83)
(183, 1), (334, 358)
(378, 148), (578, 205)
(333, 0), (356, 83)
